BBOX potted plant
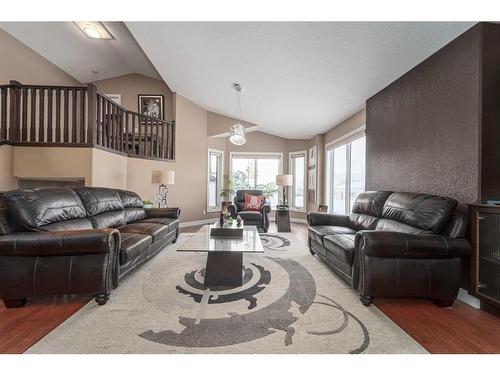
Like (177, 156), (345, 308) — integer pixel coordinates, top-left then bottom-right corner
(219, 174), (235, 209)
(143, 200), (154, 209)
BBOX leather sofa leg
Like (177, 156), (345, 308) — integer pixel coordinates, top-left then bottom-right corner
(95, 293), (110, 306)
(434, 298), (454, 308)
(360, 295), (373, 306)
(3, 298), (27, 308)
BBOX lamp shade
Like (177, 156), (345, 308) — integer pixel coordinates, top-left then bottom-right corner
(276, 174), (293, 186)
(152, 170), (175, 185)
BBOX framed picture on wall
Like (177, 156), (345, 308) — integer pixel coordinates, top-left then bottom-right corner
(138, 94), (164, 120)
(308, 145), (317, 167)
(308, 168), (316, 190)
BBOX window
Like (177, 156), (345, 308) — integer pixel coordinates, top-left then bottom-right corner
(207, 149), (224, 211)
(326, 132), (366, 214)
(230, 153), (282, 207)
(289, 151), (306, 210)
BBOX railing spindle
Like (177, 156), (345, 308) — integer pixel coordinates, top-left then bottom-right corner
(0, 88), (6, 139)
(55, 89), (61, 143)
(47, 89), (53, 142)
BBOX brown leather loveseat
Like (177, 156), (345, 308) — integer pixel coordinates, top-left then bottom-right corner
(0, 186), (180, 308)
(307, 191), (471, 307)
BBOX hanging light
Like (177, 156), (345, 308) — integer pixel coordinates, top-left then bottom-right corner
(229, 83), (246, 145)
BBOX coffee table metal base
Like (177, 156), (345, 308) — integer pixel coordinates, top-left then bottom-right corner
(204, 252), (243, 287)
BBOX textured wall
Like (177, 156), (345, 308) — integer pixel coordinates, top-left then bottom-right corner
(366, 24), (481, 211)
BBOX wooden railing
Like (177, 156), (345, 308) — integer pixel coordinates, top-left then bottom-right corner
(0, 80), (175, 160)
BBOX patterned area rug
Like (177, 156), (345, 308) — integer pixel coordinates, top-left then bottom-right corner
(27, 232), (426, 354)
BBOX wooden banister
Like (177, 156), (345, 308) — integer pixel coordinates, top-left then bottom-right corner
(0, 81), (175, 161)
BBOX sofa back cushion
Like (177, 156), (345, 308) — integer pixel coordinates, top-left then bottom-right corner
(234, 190), (266, 211)
(349, 191), (393, 230)
(378, 192), (457, 234)
(116, 189), (147, 224)
(2, 187), (92, 231)
(73, 187), (125, 228)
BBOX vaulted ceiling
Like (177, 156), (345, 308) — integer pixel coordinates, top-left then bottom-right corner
(0, 21), (475, 138)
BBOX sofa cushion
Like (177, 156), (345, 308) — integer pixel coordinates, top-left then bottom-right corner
(323, 234), (356, 266)
(74, 187), (125, 228)
(238, 210), (263, 221)
(350, 191), (393, 230)
(2, 187), (89, 231)
(138, 217), (179, 232)
(234, 190), (265, 211)
(375, 218), (432, 234)
(308, 225), (356, 245)
(119, 232), (152, 265)
(118, 222), (169, 243)
(116, 189), (147, 224)
(381, 192), (457, 233)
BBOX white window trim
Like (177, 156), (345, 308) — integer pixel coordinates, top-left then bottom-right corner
(207, 148), (224, 213)
(288, 150), (307, 211)
(324, 128), (366, 214)
(229, 152), (283, 208)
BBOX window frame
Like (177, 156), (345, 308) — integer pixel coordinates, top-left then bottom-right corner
(229, 152), (283, 208)
(325, 127), (366, 214)
(288, 150), (307, 211)
(207, 148), (224, 212)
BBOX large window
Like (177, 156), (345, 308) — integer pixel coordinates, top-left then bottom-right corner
(207, 149), (224, 211)
(230, 153), (282, 207)
(326, 133), (366, 214)
(289, 151), (306, 210)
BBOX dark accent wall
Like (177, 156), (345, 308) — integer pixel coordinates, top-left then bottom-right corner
(366, 24), (482, 212)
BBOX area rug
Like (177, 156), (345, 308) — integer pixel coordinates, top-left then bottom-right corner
(27, 232), (427, 354)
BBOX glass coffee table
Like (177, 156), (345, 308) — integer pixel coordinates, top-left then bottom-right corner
(177, 223), (264, 287)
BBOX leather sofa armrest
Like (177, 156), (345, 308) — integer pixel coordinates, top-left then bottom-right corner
(145, 207), (181, 219)
(307, 212), (351, 227)
(261, 204), (271, 214)
(228, 204), (238, 218)
(0, 228), (120, 257)
(355, 230), (471, 258)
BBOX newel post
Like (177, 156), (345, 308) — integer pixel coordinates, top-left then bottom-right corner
(87, 83), (97, 144)
(8, 80), (22, 142)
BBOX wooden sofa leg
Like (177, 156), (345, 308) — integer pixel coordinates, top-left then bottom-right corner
(309, 247), (315, 255)
(95, 293), (110, 306)
(434, 298), (454, 308)
(360, 295), (373, 306)
(3, 298), (27, 308)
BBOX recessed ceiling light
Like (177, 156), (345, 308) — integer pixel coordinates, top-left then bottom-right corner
(74, 22), (114, 40)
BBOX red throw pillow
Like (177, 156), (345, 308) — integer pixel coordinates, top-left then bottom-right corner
(244, 194), (263, 211)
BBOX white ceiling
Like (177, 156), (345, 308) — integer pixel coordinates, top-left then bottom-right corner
(127, 22), (475, 139)
(0, 22), (160, 83)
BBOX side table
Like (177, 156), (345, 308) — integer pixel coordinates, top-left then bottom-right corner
(275, 206), (291, 232)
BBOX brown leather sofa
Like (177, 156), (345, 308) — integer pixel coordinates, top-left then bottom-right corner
(0, 187), (180, 308)
(307, 191), (471, 307)
(228, 190), (271, 233)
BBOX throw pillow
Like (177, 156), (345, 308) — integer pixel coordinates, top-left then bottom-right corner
(244, 194), (264, 211)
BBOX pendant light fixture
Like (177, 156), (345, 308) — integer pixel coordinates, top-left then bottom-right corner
(229, 83), (246, 146)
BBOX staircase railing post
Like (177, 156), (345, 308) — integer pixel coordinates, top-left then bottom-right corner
(86, 83), (97, 144)
(8, 80), (22, 142)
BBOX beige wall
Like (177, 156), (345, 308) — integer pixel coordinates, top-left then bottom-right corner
(12, 147), (93, 184)
(92, 73), (175, 122)
(324, 109), (366, 145)
(0, 29), (80, 86)
(91, 148), (127, 189)
(0, 145), (16, 190)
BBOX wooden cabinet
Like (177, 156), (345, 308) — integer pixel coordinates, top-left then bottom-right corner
(275, 208), (291, 232)
(469, 204), (500, 310)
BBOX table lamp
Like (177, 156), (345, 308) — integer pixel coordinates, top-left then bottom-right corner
(152, 170), (175, 207)
(276, 174), (293, 207)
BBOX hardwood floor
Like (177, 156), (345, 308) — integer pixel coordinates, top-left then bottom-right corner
(1, 222), (499, 354)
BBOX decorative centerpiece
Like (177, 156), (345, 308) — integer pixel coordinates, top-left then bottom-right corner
(212, 208), (243, 237)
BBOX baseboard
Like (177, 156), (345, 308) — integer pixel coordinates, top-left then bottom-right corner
(179, 218), (216, 228)
(457, 288), (481, 309)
